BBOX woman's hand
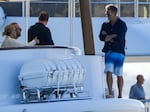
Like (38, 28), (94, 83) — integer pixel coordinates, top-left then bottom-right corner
(34, 37), (40, 44)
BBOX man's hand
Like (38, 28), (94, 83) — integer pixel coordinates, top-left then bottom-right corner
(101, 30), (107, 35)
(105, 34), (117, 42)
(34, 37), (40, 44)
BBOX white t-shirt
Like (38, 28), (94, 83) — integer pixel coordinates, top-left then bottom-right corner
(1, 36), (36, 48)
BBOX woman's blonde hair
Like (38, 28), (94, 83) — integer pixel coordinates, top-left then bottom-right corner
(2, 24), (15, 36)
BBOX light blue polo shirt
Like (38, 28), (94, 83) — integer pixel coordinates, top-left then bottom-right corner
(129, 83), (145, 100)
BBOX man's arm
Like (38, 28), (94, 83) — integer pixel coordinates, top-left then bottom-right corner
(99, 23), (117, 42)
(99, 23), (107, 41)
(115, 21), (127, 42)
(129, 86), (137, 99)
(105, 34), (117, 42)
(45, 28), (54, 45)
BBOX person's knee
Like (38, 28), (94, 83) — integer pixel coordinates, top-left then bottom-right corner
(117, 76), (123, 79)
(107, 71), (112, 75)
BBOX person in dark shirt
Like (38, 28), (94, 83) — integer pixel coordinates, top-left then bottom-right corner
(99, 4), (127, 98)
(28, 11), (54, 45)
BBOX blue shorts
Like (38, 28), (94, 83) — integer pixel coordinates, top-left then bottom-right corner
(105, 51), (125, 76)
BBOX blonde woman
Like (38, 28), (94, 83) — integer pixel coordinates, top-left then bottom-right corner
(1, 23), (39, 48)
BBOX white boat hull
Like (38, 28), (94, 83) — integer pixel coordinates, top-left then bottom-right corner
(0, 46), (145, 112)
(0, 99), (144, 112)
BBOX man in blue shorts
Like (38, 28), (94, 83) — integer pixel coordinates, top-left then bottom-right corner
(99, 4), (127, 98)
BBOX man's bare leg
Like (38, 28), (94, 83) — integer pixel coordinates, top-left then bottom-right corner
(106, 71), (113, 96)
(117, 76), (123, 98)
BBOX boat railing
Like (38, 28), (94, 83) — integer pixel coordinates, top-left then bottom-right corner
(0, 46), (73, 50)
(18, 57), (88, 103)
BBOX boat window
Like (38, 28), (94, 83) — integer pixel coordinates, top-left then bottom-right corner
(0, 1), (22, 16)
(0, 0), (68, 17)
(138, 1), (150, 17)
(90, 0), (150, 18)
(120, 1), (134, 17)
(89, 0), (117, 17)
(30, 0), (68, 17)
(0, 0), (150, 17)
(120, 0), (134, 1)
